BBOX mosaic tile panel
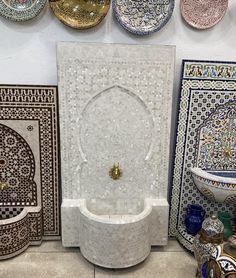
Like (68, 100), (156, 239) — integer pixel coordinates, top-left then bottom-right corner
(196, 101), (236, 170)
(0, 207), (23, 220)
(0, 123), (37, 206)
(0, 209), (43, 258)
(0, 86), (60, 259)
(59, 43), (175, 201)
(169, 60), (236, 252)
(58, 43), (175, 267)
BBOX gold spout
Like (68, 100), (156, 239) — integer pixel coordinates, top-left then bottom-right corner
(223, 147), (232, 157)
(109, 163), (122, 180)
(0, 182), (9, 190)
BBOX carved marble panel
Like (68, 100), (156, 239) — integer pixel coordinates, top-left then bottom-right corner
(58, 42), (175, 200)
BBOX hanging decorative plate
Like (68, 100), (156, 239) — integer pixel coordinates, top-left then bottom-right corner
(180, 0), (228, 29)
(50, 0), (110, 29)
(0, 0), (46, 21)
(112, 0), (175, 36)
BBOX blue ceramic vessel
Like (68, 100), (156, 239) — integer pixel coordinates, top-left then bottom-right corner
(185, 204), (205, 235)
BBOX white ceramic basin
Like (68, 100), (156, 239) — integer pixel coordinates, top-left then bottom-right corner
(190, 167), (236, 204)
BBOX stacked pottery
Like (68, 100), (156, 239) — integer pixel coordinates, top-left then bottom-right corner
(205, 235), (236, 278)
(193, 213), (224, 278)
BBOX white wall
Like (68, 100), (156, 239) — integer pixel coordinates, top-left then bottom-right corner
(1, 0), (236, 192)
(1, 0), (236, 86)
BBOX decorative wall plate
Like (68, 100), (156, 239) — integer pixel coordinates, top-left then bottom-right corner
(50, 0), (110, 29)
(0, 0), (46, 21)
(169, 60), (236, 252)
(0, 85), (60, 260)
(180, 0), (228, 29)
(112, 0), (175, 35)
(209, 243), (236, 277)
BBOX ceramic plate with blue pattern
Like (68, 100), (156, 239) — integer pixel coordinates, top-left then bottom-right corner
(113, 0), (175, 35)
(0, 0), (46, 21)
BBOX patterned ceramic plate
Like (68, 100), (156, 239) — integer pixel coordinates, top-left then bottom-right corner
(0, 0), (46, 21)
(180, 0), (228, 29)
(50, 0), (110, 29)
(112, 0), (175, 35)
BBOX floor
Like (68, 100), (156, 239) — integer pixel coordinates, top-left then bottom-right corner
(0, 239), (197, 278)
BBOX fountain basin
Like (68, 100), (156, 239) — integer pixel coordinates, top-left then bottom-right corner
(190, 167), (236, 204)
(0, 207), (42, 260)
(79, 198), (151, 268)
(62, 198), (169, 268)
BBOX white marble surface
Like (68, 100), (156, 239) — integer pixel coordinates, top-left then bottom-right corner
(62, 198), (169, 268)
(58, 43), (175, 200)
(58, 43), (175, 267)
(61, 199), (80, 247)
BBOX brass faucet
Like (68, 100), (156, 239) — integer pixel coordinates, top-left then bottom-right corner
(223, 147), (232, 157)
(109, 163), (122, 180)
(0, 182), (9, 190)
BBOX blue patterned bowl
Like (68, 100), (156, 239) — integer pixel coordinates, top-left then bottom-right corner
(112, 0), (175, 35)
(191, 167), (236, 204)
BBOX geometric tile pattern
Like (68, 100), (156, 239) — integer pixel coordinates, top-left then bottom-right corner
(0, 207), (23, 220)
(58, 43), (175, 201)
(169, 60), (236, 251)
(196, 102), (236, 171)
(0, 123), (37, 206)
(0, 86), (60, 259)
(0, 209), (43, 258)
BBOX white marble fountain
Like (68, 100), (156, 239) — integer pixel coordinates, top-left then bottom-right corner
(58, 42), (175, 268)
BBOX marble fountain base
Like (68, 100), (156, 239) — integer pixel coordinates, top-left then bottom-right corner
(62, 199), (169, 268)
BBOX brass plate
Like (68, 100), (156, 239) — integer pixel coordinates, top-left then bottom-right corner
(50, 0), (110, 29)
